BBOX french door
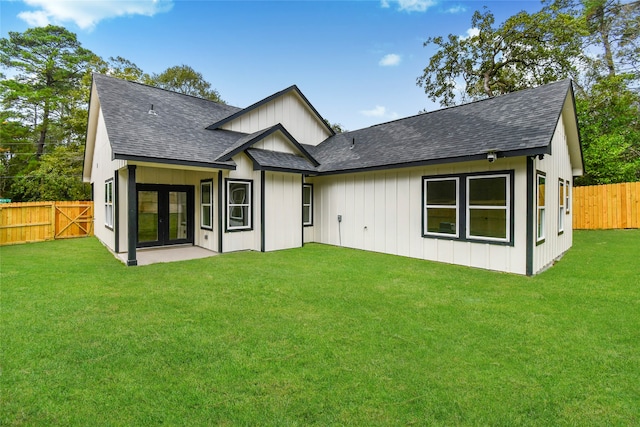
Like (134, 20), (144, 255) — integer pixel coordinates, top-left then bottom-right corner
(137, 184), (194, 248)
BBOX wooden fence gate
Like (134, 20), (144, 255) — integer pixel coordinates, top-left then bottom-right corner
(0, 201), (94, 246)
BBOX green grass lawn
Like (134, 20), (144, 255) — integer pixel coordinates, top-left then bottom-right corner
(1, 230), (639, 426)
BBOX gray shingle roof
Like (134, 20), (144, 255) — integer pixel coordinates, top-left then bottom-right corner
(245, 148), (318, 173)
(312, 79), (573, 173)
(92, 75), (575, 175)
(93, 74), (244, 168)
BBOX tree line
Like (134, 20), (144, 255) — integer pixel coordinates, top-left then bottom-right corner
(1, 0), (638, 201)
(0, 26), (224, 201)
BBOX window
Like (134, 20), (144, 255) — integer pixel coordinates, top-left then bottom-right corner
(303, 184), (313, 226)
(537, 173), (546, 243)
(467, 174), (509, 241)
(558, 179), (565, 234)
(105, 179), (114, 229)
(200, 180), (213, 230)
(422, 171), (513, 245)
(424, 178), (459, 236)
(226, 179), (252, 231)
(565, 180), (571, 214)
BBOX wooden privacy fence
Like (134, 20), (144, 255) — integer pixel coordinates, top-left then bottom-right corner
(0, 201), (93, 246)
(573, 182), (640, 230)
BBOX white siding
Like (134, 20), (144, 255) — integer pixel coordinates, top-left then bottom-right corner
(221, 92), (331, 146)
(253, 133), (297, 154)
(222, 153), (262, 252)
(532, 113), (575, 273)
(264, 172), (302, 251)
(311, 158), (529, 275)
(91, 108), (126, 252)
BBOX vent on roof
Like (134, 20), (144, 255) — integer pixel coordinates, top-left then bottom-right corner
(148, 104), (158, 116)
(350, 138), (355, 150)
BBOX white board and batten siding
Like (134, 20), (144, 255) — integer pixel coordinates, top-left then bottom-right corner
(263, 171), (303, 252)
(310, 158), (530, 275)
(91, 107), (126, 252)
(221, 153), (262, 253)
(220, 92), (331, 146)
(532, 112), (575, 273)
(220, 155), (304, 253)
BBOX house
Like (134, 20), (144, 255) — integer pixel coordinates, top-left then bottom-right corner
(83, 74), (583, 275)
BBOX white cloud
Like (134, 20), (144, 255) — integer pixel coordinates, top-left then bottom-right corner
(383, 0), (437, 13)
(379, 53), (401, 67)
(17, 0), (173, 30)
(460, 27), (480, 40)
(444, 5), (466, 14)
(380, 0), (391, 8)
(360, 105), (399, 120)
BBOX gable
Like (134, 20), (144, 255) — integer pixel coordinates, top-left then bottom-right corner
(207, 86), (334, 146)
(216, 123), (319, 170)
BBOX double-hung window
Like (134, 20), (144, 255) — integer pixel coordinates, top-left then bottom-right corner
(226, 179), (252, 231)
(303, 184), (313, 226)
(467, 174), (509, 241)
(201, 180), (213, 230)
(424, 178), (459, 236)
(537, 173), (546, 243)
(558, 179), (565, 234)
(105, 179), (114, 229)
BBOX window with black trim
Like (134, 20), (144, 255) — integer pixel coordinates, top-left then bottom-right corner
(537, 172), (546, 243)
(565, 180), (571, 214)
(201, 180), (213, 230)
(303, 184), (313, 226)
(105, 179), (114, 229)
(558, 179), (565, 234)
(467, 174), (509, 241)
(226, 179), (252, 231)
(422, 171), (513, 245)
(424, 177), (459, 236)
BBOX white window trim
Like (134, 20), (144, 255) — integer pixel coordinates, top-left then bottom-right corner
(465, 174), (510, 243)
(303, 184), (313, 226)
(423, 177), (459, 238)
(200, 180), (213, 230)
(558, 179), (565, 234)
(105, 179), (114, 230)
(537, 173), (546, 243)
(226, 179), (252, 231)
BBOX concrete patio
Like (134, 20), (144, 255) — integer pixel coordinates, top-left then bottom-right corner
(117, 245), (218, 266)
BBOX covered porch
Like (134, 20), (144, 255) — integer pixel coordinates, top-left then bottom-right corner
(116, 244), (218, 266)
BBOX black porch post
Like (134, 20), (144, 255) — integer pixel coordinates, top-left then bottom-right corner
(127, 165), (138, 266)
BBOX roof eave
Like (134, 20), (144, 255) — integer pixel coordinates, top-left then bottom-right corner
(113, 153), (237, 170)
(317, 147), (549, 176)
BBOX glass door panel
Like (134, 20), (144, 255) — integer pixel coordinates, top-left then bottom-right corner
(169, 191), (188, 241)
(138, 191), (159, 244)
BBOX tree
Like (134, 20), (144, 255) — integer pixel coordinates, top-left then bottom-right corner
(10, 144), (90, 201)
(147, 65), (224, 103)
(0, 25), (95, 158)
(582, 0), (640, 81)
(576, 74), (640, 184)
(417, 4), (583, 106)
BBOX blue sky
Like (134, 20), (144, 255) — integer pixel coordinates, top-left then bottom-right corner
(1, 0), (541, 131)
